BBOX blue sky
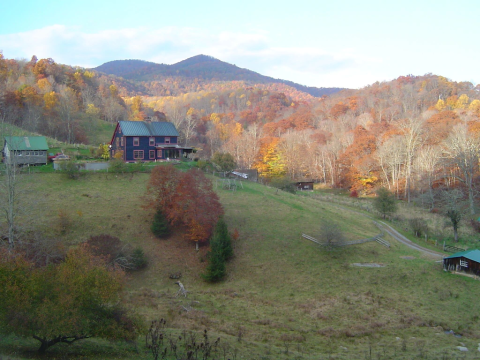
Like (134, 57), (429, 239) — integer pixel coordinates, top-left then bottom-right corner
(0, 0), (477, 88)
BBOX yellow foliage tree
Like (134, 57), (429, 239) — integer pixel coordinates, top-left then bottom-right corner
(468, 99), (480, 114)
(37, 78), (52, 93)
(455, 94), (469, 109)
(83, 70), (95, 79)
(114, 150), (124, 160)
(86, 104), (100, 117)
(99, 144), (110, 160)
(210, 113), (221, 124)
(434, 99), (446, 111)
(446, 96), (458, 109)
(109, 85), (118, 97)
(43, 91), (58, 110)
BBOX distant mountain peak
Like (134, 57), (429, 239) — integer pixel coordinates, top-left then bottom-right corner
(93, 55), (345, 97)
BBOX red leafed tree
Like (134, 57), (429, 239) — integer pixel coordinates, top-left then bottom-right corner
(145, 165), (180, 211)
(145, 166), (223, 249)
(170, 169), (223, 249)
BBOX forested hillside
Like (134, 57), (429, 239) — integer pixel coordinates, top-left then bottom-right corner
(2, 52), (480, 211)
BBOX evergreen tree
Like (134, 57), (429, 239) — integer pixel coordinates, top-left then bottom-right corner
(151, 209), (170, 238)
(373, 187), (397, 219)
(202, 246), (226, 282)
(214, 217), (233, 261)
(202, 218), (233, 282)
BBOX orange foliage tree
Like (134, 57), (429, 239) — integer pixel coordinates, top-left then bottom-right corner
(145, 166), (223, 249)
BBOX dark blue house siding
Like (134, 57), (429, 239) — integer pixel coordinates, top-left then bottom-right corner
(109, 121), (185, 162)
(123, 136), (180, 162)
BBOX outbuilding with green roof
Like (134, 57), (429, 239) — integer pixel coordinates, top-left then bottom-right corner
(443, 249), (480, 275)
(2, 136), (49, 165)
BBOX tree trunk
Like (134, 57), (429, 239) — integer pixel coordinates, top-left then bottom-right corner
(38, 340), (49, 354)
(35, 336), (60, 354)
(468, 184), (475, 215)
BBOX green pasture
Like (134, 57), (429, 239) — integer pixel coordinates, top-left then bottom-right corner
(0, 172), (479, 359)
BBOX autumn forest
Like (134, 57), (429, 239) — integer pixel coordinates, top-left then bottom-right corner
(1, 52), (480, 212)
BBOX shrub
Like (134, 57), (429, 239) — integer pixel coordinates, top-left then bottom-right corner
(197, 160), (208, 170)
(211, 152), (236, 172)
(85, 234), (123, 264)
(109, 158), (127, 173)
(85, 234), (147, 271)
(349, 189), (359, 198)
(130, 247), (148, 270)
(56, 209), (72, 235)
(470, 219), (480, 233)
(318, 220), (345, 249)
(409, 218), (428, 238)
(58, 160), (81, 179)
(151, 209), (171, 238)
(270, 176), (296, 194)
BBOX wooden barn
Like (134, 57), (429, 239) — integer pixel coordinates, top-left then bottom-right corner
(2, 136), (49, 165)
(443, 249), (480, 275)
(109, 120), (194, 162)
(295, 181), (314, 191)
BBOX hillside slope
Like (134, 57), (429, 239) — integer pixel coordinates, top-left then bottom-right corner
(3, 171), (478, 359)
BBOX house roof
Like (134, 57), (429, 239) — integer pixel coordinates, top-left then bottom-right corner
(119, 121), (179, 137)
(444, 249), (480, 263)
(4, 136), (49, 151)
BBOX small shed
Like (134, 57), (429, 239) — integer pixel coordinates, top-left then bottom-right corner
(229, 169), (258, 182)
(295, 181), (314, 191)
(443, 249), (480, 275)
(3, 136), (49, 165)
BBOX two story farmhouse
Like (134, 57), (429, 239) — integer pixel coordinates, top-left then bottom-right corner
(109, 120), (193, 162)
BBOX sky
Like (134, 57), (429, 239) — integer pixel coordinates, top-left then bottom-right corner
(0, 0), (478, 89)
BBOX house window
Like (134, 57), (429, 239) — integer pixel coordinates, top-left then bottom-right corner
(149, 137), (155, 146)
(157, 150), (162, 158)
(165, 137), (170, 144)
(149, 150), (155, 159)
(120, 137), (124, 146)
(133, 150), (144, 160)
(133, 137), (139, 146)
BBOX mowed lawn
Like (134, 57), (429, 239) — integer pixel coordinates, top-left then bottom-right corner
(2, 170), (480, 359)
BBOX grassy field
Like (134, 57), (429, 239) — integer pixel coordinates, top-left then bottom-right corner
(1, 170), (480, 359)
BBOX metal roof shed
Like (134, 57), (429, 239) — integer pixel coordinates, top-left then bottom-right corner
(3, 136), (49, 165)
(443, 249), (480, 275)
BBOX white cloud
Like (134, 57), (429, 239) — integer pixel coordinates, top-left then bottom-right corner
(0, 25), (372, 88)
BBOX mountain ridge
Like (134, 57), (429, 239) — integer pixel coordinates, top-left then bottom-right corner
(93, 55), (345, 98)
